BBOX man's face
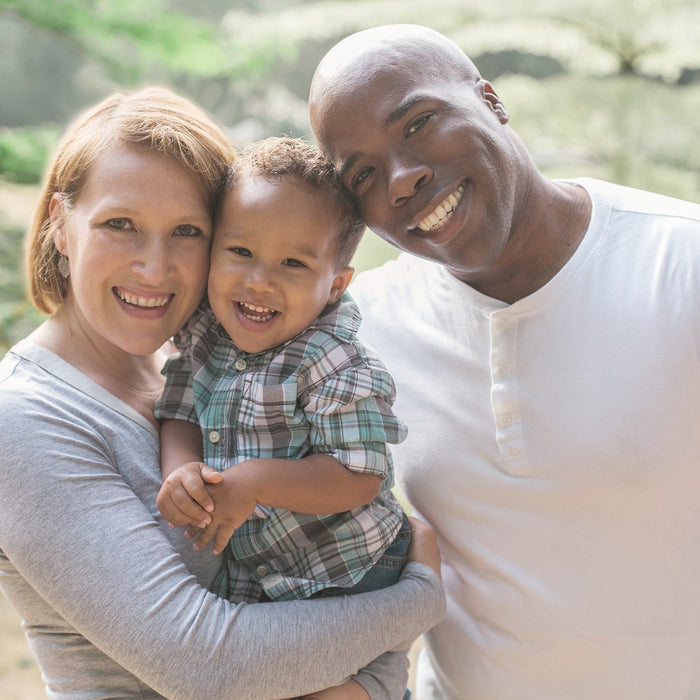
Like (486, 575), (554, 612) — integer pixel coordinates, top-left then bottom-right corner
(310, 49), (519, 284)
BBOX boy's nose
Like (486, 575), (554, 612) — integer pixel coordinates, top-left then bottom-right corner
(244, 266), (275, 292)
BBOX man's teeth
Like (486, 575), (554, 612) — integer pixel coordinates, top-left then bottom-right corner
(116, 290), (170, 307)
(240, 302), (276, 322)
(418, 184), (465, 232)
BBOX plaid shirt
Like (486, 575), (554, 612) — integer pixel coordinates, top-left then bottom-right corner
(155, 293), (407, 602)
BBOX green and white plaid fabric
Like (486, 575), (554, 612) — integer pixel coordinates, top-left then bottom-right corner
(155, 293), (406, 601)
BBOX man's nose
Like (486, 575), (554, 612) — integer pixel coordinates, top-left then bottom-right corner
(388, 154), (432, 206)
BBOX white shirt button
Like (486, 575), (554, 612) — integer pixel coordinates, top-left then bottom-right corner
(497, 413), (512, 429)
(493, 364), (508, 380)
(208, 430), (221, 444)
(255, 565), (269, 577)
(493, 317), (509, 332)
(234, 358), (247, 371)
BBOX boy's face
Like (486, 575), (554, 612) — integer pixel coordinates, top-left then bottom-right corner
(208, 173), (353, 354)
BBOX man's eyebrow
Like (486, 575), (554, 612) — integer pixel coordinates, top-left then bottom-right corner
(337, 94), (431, 183)
(338, 153), (360, 183)
(384, 94), (430, 129)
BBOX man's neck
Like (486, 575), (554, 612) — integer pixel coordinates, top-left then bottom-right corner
(450, 180), (591, 304)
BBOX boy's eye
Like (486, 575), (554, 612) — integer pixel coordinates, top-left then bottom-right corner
(230, 246), (252, 257)
(283, 258), (306, 268)
(174, 224), (203, 238)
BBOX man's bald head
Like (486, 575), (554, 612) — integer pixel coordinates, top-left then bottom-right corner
(309, 24), (481, 144)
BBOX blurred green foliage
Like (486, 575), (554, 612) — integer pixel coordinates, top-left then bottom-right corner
(0, 127), (58, 184)
(1, 0), (699, 353)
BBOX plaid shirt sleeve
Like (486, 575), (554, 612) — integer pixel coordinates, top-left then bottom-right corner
(153, 313), (200, 424)
(302, 339), (408, 484)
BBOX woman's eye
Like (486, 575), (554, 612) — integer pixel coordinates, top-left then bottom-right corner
(283, 258), (305, 268)
(406, 113), (432, 136)
(174, 224), (203, 238)
(105, 217), (132, 230)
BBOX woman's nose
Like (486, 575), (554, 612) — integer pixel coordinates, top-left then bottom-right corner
(133, 236), (173, 283)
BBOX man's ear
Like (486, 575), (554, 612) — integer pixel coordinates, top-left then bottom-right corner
(479, 80), (510, 124)
(49, 192), (68, 255)
(327, 266), (354, 305)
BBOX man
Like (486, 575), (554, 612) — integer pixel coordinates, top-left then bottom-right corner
(309, 24), (700, 700)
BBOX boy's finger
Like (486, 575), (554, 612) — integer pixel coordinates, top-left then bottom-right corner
(212, 526), (234, 556)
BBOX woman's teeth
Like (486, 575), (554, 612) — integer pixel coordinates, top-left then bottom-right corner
(116, 289), (170, 308)
(239, 302), (277, 322)
(418, 184), (465, 232)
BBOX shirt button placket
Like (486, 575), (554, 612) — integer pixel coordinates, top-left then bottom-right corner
(489, 312), (525, 467)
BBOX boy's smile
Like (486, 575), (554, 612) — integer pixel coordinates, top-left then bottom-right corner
(208, 173), (353, 354)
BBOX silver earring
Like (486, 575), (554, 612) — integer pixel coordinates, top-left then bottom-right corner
(57, 255), (70, 279)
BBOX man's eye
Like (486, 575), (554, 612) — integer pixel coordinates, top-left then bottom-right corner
(105, 218), (132, 230)
(283, 258), (305, 268)
(351, 167), (373, 190)
(174, 224), (203, 238)
(406, 113), (432, 136)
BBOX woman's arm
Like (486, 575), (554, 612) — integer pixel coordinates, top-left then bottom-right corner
(0, 387), (445, 700)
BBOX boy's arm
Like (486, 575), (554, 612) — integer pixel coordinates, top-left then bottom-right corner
(160, 418), (204, 479)
(157, 419), (222, 529)
(190, 454), (381, 554)
(229, 454), (382, 513)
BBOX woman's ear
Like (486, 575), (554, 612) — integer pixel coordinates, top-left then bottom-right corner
(49, 193), (68, 254)
(327, 266), (354, 305)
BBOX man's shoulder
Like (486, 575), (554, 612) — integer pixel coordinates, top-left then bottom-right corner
(567, 177), (700, 223)
(351, 254), (444, 306)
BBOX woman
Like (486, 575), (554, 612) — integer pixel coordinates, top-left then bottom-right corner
(0, 88), (445, 699)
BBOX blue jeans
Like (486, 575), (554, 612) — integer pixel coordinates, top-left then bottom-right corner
(313, 514), (412, 597)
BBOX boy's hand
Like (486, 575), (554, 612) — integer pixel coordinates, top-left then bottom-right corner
(156, 461), (222, 529)
(188, 462), (260, 555)
(407, 516), (442, 580)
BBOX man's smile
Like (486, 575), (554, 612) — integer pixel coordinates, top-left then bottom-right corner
(415, 183), (466, 232)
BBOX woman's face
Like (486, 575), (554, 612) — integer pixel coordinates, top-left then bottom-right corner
(52, 143), (212, 357)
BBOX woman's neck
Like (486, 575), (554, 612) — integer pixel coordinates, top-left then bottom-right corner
(30, 313), (166, 426)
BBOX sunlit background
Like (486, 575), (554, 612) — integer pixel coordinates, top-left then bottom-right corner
(0, 0), (698, 695)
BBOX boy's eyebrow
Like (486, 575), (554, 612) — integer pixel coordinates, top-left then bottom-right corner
(288, 242), (322, 260)
(217, 228), (323, 261)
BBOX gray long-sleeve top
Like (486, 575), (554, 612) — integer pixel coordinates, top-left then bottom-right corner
(0, 340), (445, 699)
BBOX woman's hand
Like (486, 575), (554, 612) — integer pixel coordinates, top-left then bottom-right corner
(407, 517), (442, 580)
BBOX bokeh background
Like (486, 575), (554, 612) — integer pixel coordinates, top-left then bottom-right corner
(0, 0), (698, 695)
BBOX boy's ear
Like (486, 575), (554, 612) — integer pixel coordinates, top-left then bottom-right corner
(327, 266), (354, 305)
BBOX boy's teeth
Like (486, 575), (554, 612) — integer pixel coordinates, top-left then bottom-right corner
(240, 302), (276, 322)
(241, 302), (273, 313)
(418, 184), (465, 232)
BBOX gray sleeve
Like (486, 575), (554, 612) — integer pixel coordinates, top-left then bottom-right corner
(352, 650), (410, 700)
(0, 384), (445, 699)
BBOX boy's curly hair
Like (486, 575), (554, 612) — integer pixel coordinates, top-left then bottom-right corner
(222, 136), (365, 268)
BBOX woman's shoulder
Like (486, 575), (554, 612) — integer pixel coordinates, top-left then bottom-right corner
(0, 340), (157, 443)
